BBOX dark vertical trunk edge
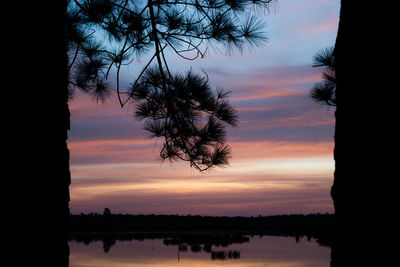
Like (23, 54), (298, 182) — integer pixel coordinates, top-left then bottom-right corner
(331, 1), (399, 266)
(7, 1), (70, 266)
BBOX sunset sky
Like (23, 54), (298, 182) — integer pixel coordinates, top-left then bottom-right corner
(68, 0), (340, 216)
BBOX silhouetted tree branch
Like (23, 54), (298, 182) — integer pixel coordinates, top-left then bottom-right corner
(67, 0), (274, 171)
(310, 46), (336, 107)
(131, 67), (238, 171)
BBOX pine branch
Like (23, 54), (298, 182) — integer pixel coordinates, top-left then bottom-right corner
(67, 0), (274, 170)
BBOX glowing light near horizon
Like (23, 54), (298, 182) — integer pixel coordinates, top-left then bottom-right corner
(69, 155), (334, 215)
(67, 0), (340, 215)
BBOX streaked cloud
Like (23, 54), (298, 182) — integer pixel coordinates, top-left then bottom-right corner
(70, 170), (333, 216)
(68, 0), (339, 216)
(68, 62), (335, 215)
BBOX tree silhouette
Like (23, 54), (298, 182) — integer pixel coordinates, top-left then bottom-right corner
(103, 207), (112, 216)
(329, 1), (398, 266)
(131, 68), (238, 171)
(67, 0), (274, 170)
(310, 46), (336, 107)
(8, 1), (274, 265)
(7, 1), (70, 266)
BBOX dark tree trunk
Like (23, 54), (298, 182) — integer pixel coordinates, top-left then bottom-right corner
(7, 1), (70, 266)
(331, 1), (399, 265)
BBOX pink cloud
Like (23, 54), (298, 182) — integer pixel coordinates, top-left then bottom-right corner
(239, 109), (335, 130)
(69, 177), (333, 215)
(230, 140), (333, 160)
(307, 18), (339, 36)
(66, 0), (339, 217)
(224, 65), (321, 101)
(68, 63), (335, 216)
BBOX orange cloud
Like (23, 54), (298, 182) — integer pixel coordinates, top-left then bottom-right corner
(230, 140), (333, 160)
(69, 170), (334, 215)
(239, 109), (335, 129)
(68, 66), (335, 216)
(68, 139), (152, 153)
(68, 138), (158, 165)
(229, 66), (321, 101)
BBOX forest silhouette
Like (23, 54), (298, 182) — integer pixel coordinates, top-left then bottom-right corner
(69, 211), (332, 241)
(6, 1), (399, 267)
(70, 212), (332, 257)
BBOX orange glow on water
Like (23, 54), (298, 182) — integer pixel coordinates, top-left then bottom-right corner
(69, 235), (331, 266)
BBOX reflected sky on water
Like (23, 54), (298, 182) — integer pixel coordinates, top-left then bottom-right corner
(69, 235), (330, 266)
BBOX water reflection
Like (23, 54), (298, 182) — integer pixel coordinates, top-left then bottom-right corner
(69, 233), (330, 266)
(163, 233), (248, 261)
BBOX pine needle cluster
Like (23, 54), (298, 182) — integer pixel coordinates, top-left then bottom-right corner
(67, 0), (274, 170)
(310, 46), (336, 107)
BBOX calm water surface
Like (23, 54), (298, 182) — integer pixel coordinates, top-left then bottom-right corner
(69, 234), (330, 266)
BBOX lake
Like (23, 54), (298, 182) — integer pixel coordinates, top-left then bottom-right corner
(69, 233), (331, 266)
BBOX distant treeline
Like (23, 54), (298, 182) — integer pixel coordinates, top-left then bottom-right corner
(69, 212), (334, 249)
(69, 212), (333, 238)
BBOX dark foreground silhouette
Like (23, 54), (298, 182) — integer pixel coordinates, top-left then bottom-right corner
(69, 212), (333, 253)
